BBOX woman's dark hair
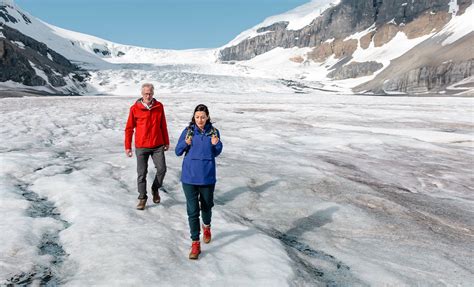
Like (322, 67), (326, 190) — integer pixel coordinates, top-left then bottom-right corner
(189, 104), (212, 127)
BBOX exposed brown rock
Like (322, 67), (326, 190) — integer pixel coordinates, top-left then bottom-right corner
(361, 11), (452, 48)
(333, 39), (358, 58)
(403, 11), (451, 39)
(296, 0), (471, 79)
(373, 24), (399, 47)
(360, 31), (375, 49)
(289, 55), (304, 63)
(307, 39), (358, 62)
(307, 42), (333, 62)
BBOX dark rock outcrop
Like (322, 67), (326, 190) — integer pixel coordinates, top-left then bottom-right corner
(0, 39), (46, 86)
(381, 60), (473, 93)
(0, 23), (89, 91)
(328, 61), (383, 80)
(93, 48), (111, 56)
(256, 21), (289, 33)
(0, 6), (17, 23)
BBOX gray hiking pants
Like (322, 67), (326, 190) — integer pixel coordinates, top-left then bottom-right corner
(136, 145), (167, 199)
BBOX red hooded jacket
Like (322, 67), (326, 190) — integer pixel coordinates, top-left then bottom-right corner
(125, 99), (170, 150)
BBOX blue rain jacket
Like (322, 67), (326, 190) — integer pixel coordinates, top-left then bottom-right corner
(175, 123), (223, 185)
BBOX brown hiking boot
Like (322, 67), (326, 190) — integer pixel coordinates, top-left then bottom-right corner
(189, 241), (201, 260)
(136, 199), (147, 210)
(152, 190), (161, 204)
(202, 224), (211, 244)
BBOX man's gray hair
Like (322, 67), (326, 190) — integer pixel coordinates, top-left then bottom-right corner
(141, 83), (154, 92)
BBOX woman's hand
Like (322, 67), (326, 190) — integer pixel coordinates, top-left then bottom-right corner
(185, 136), (192, 145)
(211, 135), (219, 145)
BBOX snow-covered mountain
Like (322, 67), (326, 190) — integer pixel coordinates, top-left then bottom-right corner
(0, 0), (243, 95)
(0, 23), (89, 94)
(220, 0), (474, 95)
(0, 0), (473, 95)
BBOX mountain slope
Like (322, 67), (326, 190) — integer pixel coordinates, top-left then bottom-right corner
(0, 0), (222, 68)
(0, 23), (89, 93)
(220, 0), (471, 61)
(355, 27), (473, 94)
(0, 0), (106, 67)
(220, 0), (474, 95)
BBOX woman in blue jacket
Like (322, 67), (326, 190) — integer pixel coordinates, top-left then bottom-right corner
(175, 104), (223, 260)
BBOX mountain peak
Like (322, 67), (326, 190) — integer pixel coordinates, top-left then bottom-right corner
(0, 0), (32, 26)
(0, 0), (15, 7)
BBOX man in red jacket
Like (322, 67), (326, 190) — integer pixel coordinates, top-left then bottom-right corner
(125, 83), (170, 210)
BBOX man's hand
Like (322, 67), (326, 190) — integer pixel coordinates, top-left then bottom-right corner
(125, 149), (133, 157)
(164, 145), (169, 151)
(211, 135), (219, 145)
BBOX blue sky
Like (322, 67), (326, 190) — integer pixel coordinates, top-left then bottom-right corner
(15, 0), (310, 49)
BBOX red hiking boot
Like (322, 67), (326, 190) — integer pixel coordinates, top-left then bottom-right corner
(189, 241), (201, 260)
(203, 224), (211, 244)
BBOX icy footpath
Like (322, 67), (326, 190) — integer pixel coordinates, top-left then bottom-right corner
(0, 96), (294, 286)
(29, 156), (293, 286)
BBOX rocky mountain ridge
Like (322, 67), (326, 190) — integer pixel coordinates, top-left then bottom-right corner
(219, 0), (473, 95)
(0, 23), (88, 93)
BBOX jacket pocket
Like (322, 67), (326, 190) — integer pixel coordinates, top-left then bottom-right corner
(201, 147), (213, 159)
(188, 146), (213, 160)
(201, 159), (215, 181)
